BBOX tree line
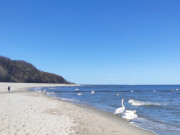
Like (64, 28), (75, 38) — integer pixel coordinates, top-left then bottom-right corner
(0, 56), (70, 84)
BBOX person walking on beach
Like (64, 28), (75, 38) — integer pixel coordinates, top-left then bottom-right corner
(8, 86), (10, 92)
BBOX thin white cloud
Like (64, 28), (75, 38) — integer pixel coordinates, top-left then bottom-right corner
(132, 78), (139, 81)
(106, 78), (119, 81)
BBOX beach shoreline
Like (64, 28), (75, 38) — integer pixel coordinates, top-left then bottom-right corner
(0, 82), (154, 135)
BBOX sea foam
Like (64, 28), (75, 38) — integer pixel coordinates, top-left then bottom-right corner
(128, 99), (167, 106)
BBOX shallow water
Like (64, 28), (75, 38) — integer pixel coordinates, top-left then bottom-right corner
(31, 85), (180, 135)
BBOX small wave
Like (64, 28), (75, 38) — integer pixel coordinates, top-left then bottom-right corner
(48, 87), (57, 90)
(31, 87), (42, 91)
(60, 98), (80, 102)
(46, 92), (56, 96)
(134, 117), (180, 134)
(128, 99), (167, 106)
(46, 92), (80, 102)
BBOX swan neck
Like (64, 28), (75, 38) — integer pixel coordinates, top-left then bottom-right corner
(122, 100), (124, 107)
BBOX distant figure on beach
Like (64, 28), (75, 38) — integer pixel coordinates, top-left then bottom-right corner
(8, 86), (10, 91)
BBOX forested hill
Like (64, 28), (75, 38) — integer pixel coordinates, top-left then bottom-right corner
(0, 56), (70, 84)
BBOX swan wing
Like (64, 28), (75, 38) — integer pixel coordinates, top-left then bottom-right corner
(114, 106), (125, 114)
(122, 110), (137, 120)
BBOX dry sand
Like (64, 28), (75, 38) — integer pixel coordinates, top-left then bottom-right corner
(0, 83), (154, 135)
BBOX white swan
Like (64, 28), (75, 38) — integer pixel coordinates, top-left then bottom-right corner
(75, 88), (79, 91)
(114, 99), (125, 114)
(91, 91), (95, 94)
(77, 93), (82, 96)
(122, 110), (137, 120)
(43, 90), (46, 93)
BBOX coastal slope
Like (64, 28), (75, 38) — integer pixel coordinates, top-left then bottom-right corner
(0, 56), (69, 83)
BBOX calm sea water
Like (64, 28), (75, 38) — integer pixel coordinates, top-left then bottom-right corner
(31, 85), (180, 135)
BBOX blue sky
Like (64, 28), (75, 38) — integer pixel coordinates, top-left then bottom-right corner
(0, 0), (180, 84)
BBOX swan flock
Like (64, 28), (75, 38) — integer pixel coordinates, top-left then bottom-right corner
(114, 99), (137, 121)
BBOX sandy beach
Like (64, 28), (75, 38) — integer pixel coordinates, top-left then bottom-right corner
(0, 83), (154, 135)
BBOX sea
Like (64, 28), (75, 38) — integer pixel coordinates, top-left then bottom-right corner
(31, 85), (180, 135)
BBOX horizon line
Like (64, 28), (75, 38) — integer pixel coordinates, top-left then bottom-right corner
(79, 84), (180, 85)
